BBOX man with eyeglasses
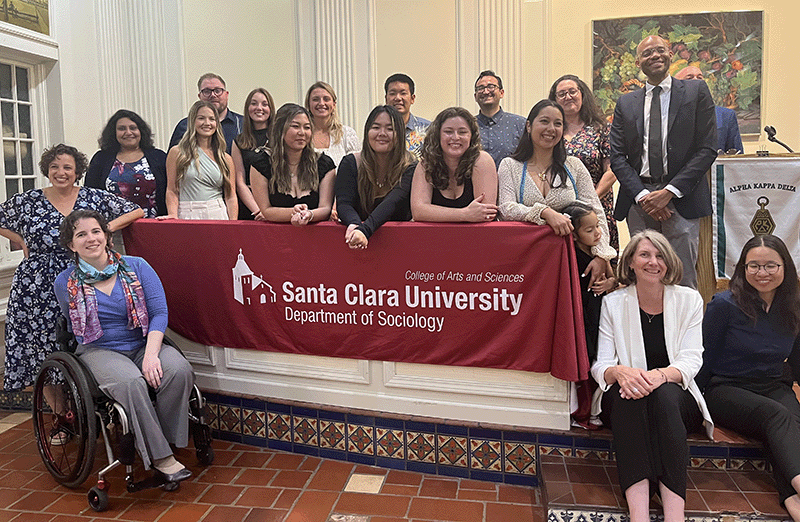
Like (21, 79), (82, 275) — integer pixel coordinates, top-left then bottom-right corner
(610, 35), (717, 288)
(168, 73), (243, 153)
(473, 70), (526, 168)
(674, 66), (743, 154)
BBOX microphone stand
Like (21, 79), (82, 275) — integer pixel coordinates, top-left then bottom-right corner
(765, 126), (795, 153)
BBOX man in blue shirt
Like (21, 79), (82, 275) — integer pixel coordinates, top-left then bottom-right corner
(168, 73), (243, 153)
(384, 73), (430, 159)
(675, 66), (743, 154)
(474, 70), (526, 168)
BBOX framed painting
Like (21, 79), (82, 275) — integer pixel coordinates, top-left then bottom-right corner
(592, 11), (763, 135)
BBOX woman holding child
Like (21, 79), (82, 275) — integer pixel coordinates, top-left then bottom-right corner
(591, 230), (713, 522)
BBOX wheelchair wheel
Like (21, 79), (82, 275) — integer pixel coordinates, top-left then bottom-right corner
(88, 486), (109, 512)
(32, 355), (97, 489)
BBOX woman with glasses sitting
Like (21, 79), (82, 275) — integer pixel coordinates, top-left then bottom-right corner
(700, 234), (800, 520)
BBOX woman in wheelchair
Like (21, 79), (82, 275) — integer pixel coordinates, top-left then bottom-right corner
(53, 209), (193, 484)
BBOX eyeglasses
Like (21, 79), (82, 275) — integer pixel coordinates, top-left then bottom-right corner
(200, 87), (225, 98)
(639, 46), (668, 59)
(555, 88), (579, 100)
(475, 84), (499, 93)
(745, 262), (782, 274)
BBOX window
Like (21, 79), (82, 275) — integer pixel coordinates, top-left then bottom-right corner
(0, 60), (36, 259)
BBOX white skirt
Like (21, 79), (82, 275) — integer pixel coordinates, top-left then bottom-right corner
(177, 198), (228, 220)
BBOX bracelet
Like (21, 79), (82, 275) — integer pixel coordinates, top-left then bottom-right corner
(308, 209), (314, 222)
(656, 368), (668, 384)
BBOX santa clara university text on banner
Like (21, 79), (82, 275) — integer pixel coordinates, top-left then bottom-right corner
(123, 221), (589, 382)
(712, 155), (800, 278)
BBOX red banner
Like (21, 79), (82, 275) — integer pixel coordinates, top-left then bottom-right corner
(123, 220), (588, 382)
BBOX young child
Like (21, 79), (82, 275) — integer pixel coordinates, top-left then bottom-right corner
(563, 202), (616, 429)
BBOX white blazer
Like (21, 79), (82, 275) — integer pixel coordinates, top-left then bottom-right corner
(590, 284), (714, 439)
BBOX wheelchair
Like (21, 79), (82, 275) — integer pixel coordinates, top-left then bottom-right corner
(31, 317), (214, 512)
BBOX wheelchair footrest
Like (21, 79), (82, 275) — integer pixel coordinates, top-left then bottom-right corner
(117, 433), (136, 465)
(126, 471), (172, 493)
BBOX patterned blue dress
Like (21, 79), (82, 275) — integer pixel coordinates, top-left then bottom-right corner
(0, 187), (140, 390)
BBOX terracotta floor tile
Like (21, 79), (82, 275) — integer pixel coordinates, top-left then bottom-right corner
(731, 471), (777, 493)
(284, 490), (339, 522)
(169, 481), (211, 503)
(2, 470), (42, 489)
(197, 484), (246, 505)
(335, 492), (411, 517)
(689, 470), (739, 491)
(381, 484), (420, 496)
(0, 490), (23, 507)
(485, 502), (545, 522)
(270, 470), (313, 489)
(544, 481), (574, 505)
(498, 484), (538, 504)
(370, 518), (411, 522)
(274, 488), (302, 509)
(209, 450), (241, 467)
(6, 514), (53, 522)
(232, 452), (272, 469)
(235, 487), (282, 508)
(685, 489), (709, 512)
(744, 491), (785, 516)
(4, 452), (44, 471)
(419, 478), (459, 498)
(157, 501), (211, 522)
(565, 463), (612, 485)
(385, 470), (423, 486)
(571, 483), (619, 508)
(407, 498), (484, 522)
(243, 507), (289, 521)
(8, 490), (62, 511)
(354, 465), (388, 475)
(306, 460), (354, 491)
(234, 468), (278, 486)
(196, 466), (242, 484)
(459, 478), (496, 491)
(265, 453), (305, 470)
(117, 499), (172, 521)
(49, 515), (95, 522)
(200, 505), (251, 522)
(42, 492), (90, 515)
(700, 490), (754, 513)
(540, 462), (568, 482)
(299, 455), (322, 471)
(457, 489), (497, 501)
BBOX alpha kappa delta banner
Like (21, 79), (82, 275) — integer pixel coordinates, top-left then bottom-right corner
(123, 220), (589, 382)
(712, 155), (800, 279)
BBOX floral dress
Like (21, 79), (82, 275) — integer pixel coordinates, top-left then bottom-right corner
(565, 124), (619, 255)
(0, 187), (139, 390)
(108, 157), (158, 218)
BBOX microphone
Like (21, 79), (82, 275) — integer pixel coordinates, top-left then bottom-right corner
(764, 125), (794, 153)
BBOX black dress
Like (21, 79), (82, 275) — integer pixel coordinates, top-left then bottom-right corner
(256, 153), (335, 209)
(236, 128), (269, 220)
(431, 177), (474, 208)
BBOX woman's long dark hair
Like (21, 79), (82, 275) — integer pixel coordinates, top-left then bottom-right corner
(730, 234), (800, 335)
(510, 99), (568, 188)
(420, 107), (481, 191)
(98, 109), (154, 151)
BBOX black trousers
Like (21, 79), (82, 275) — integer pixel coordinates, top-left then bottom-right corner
(705, 376), (800, 503)
(601, 382), (702, 497)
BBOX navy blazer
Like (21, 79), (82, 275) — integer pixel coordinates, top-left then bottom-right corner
(85, 147), (168, 216)
(609, 77), (717, 221)
(716, 106), (743, 154)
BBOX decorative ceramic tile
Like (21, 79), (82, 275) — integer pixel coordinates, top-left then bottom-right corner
(539, 445), (573, 458)
(267, 412), (291, 441)
(470, 439), (502, 471)
(242, 409), (266, 438)
(729, 458), (767, 471)
(689, 457), (726, 469)
(406, 432), (435, 463)
(218, 406), (241, 433)
(504, 442), (536, 475)
(293, 416), (318, 446)
(375, 428), (404, 459)
(548, 508), (630, 522)
(319, 420), (346, 450)
(437, 435), (467, 467)
(206, 402), (220, 430)
(347, 425), (374, 455)
(573, 448), (612, 461)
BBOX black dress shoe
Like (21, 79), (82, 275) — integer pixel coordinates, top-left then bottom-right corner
(159, 467), (192, 483)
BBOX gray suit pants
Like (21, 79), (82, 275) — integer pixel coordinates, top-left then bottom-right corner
(78, 343), (194, 469)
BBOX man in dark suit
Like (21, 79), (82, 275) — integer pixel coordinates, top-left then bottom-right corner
(610, 35), (718, 288)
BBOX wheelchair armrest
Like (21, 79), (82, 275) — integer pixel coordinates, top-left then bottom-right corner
(56, 316), (79, 354)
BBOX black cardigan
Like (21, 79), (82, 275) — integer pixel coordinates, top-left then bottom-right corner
(85, 148), (168, 216)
